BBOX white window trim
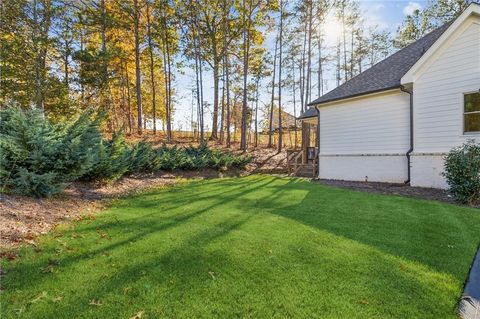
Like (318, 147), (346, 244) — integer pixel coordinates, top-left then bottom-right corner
(463, 91), (480, 136)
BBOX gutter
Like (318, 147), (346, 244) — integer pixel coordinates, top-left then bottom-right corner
(315, 105), (321, 179)
(307, 86), (401, 107)
(400, 85), (413, 184)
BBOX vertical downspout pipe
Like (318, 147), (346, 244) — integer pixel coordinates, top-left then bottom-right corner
(315, 105), (320, 179)
(400, 85), (413, 184)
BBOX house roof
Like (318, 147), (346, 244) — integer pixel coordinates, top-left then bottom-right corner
(306, 21), (452, 110)
(297, 107), (317, 119)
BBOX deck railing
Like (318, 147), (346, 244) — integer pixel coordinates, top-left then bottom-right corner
(286, 148), (317, 177)
(286, 149), (303, 175)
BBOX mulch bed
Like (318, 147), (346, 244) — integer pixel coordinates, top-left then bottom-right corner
(316, 179), (457, 204)
(0, 147), (289, 250)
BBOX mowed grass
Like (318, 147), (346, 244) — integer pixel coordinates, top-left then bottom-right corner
(1, 175), (480, 318)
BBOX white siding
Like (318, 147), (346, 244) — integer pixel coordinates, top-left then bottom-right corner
(410, 155), (447, 189)
(413, 20), (480, 154)
(319, 91), (410, 155)
(410, 18), (480, 189)
(317, 91), (410, 183)
(319, 155), (408, 183)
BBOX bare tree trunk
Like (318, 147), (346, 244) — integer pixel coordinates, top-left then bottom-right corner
(225, 39), (231, 148)
(292, 56), (297, 149)
(220, 0), (228, 145)
(341, 0), (348, 81)
(193, 25), (205, 143)
(32, 0), (52, 113)
(254, 77), (259, 148)
(133, 0), (143, 135)
(166, 41), (172, 140)
(277, 0), (284, 152)
(317, 31), (323, 97)
(79, 15), (85, 104)
(220, 67), (225, 144)
(350, 29), (354, 77)
(268, 34), (278, 148)
(124, 60), (133, 134)
(146, 1), (157, 134)
(305, 0), (313, 106)
(300, 16), (307, 113)
(240, 0), (253, 151)
(162, 42), (169, 136)
(161, 5), (172, 142)
(211, 50), (219, 140)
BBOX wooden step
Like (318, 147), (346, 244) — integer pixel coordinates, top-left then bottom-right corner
(291, 164), (316, 177)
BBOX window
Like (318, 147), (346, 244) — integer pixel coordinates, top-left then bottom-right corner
(464, 92), (480, 133)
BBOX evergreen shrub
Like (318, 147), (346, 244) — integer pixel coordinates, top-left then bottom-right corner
(443, 141), (480, 205)
(1, 107), (252, 197)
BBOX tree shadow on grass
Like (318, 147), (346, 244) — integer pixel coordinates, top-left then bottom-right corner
(258, 177), (480, 281)
(3, 175), (479, 318)
(2, 176), (278, 293)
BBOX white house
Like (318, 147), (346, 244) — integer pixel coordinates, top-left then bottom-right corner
(296, 3), (480, 189)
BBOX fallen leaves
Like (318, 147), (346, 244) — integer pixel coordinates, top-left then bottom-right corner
(96, 228), (111, 240)
(0, 251), (18, 261)
(208, 271), (216, 280)
(41, 265), (54, 274)
(41, 259), (60, 274)
(30, 292), (48, 304)
(89, 299), (103, 306)
(52, 296), (63, 302)
(24, 239), (37, 247)
(358, 299), (369, 305)
(129, 311), (144, 319)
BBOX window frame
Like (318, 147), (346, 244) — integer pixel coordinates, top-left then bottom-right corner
(463, 91), (480, 135)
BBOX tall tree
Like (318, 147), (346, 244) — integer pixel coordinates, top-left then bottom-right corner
(267, 34), (278, 148)
(145, 0), (157, 134)
(277, 0), (284, 152)
(133, 0), (143, 134)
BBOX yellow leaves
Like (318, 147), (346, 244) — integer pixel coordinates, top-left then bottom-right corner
(52, 296), (63, 302)
(129, 311), (144, 319)
(29, 292), (63, 304)
(89, 299), (103, 306)
(358, 299), (369, 305)
(30, 292), (48, 304)
(208, 270), (216, 280)
(41, 265), (55, 274)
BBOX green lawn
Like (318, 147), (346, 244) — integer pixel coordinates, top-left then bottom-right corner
(1, 175), (479, 318)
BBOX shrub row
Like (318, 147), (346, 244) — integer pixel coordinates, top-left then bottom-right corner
(0, 107), (252, 197)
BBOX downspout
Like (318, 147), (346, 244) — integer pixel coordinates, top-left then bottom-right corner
(315, 105), (320, 179)
(400, 85), (413, 184)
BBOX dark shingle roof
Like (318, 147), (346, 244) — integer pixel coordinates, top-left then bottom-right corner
(307, 22), (452, 108)
(297, 107), (317, 119)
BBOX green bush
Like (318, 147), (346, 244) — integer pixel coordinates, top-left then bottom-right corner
(1, 107), (252, 197)
(151, 144), (252, 171)
(128, 141), (158, 173)
(443, 141), (480, 205)
(82, 130), (131, 182)
(0, 107), (103, 197)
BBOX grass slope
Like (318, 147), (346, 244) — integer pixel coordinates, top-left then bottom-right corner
(1, 175), (479, 318)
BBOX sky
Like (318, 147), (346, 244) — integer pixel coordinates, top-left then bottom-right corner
(170, 0), (428, 132)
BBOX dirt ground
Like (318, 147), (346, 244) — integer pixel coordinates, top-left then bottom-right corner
(0, 147), (288, 251)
